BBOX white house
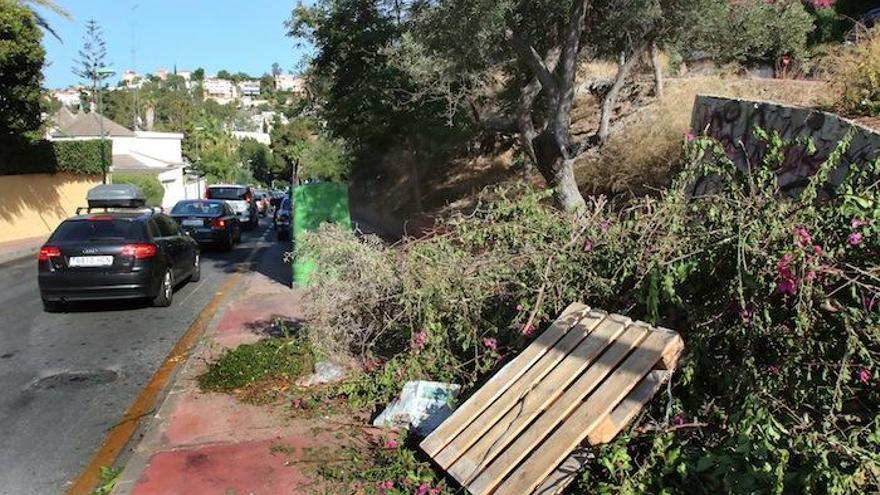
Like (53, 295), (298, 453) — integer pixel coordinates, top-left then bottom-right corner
(238, 80), (261, 97)
(121, 70), (144, 89)
(274, 74), (306, 96)
(52, 88), (82, 108)
(47, 109), (205, 209)
(203, 77), (237, 104)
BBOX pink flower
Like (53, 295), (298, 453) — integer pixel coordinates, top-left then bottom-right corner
(483, 337), (497, 351)
(733, 302), (753, 325)
(813, 245), (823, 255)
(777, 278), (797, 295)
(522, 323), (535, 336)
(495, 353), (506, 364)
(851, 218), (867, 229)
(805, 270), (817, 282)
(515, 304), (523, 311)
(795, 227), (812, 247)
(848, 232), (863, 246)
(810, 0), (835, 10)
(685, 132), (696, 143)
(671, 414), (686, 426)
(383, 439), (399, 449)
(776, 254), (798, 296)
(857, 368), (871, 385)
(583, 239), (593, 253)
(411, 330), (428, 351)
(415, 484), (442, 495)
(377, 480), (394, 492)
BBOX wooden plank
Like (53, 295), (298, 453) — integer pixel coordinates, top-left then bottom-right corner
(587, 369), (672, 445)
(420, 303), (590, 457)
(490, 330), (680, 495)
(532, 448), (593, 495)
(447, 313), (626, 484)
(437, 311), (610, 474)
(466, 323), (651, 495)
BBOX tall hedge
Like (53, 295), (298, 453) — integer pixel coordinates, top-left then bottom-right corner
(0, 139), (111, 176)
(111, 174), (164, 206)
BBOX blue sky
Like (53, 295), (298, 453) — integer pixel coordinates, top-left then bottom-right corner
(38, 0), (311, 89)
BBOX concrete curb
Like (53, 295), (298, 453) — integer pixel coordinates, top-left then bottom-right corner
(0, 239), (44, 267)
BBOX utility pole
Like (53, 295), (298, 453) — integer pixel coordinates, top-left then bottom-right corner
(96, 67), (115, 184)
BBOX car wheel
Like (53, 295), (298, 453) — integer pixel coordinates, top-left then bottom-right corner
(42, 299), (64, 313)
(190, 252), (201, 282)
(152, 268), (174, 307)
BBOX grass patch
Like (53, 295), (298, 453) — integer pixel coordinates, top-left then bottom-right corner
(199, 337), (314, 393)
(90, 466), (122, 495)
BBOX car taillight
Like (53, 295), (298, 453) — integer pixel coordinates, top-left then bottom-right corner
(38, 246), (61, 261)
(121, 243), (157, 259)
(211, 218), (226, 228)
(89, 216), (113, 222)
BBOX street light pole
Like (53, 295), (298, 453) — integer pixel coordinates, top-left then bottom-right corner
(97, 87), (106, 184)
(96, 67), (116, 184)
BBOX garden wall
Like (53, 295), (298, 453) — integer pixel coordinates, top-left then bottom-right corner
(691, 95), (880, 191)
(0, 173), (101, 244)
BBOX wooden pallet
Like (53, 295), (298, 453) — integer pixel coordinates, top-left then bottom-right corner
(420, 303), (683, 495)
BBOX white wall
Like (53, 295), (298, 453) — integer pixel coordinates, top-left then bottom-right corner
(232, 131), (271, 145)
(157, 167), (206, 209)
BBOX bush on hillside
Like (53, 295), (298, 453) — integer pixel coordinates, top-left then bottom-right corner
(678, 0), (814, 67)
(828, 28), (880, 117)
(301, 131), (879, 493)
(111, 174), (164, 207)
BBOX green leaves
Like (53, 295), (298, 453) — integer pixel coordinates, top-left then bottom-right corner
(0, 0), (45, 141)
(0, 139), (111, 176)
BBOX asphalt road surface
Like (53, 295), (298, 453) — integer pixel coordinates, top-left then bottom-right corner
(0, 217), (289, 495)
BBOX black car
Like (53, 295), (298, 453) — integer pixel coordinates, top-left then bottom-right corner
(38, 211), (200, 312)
(170, 200), (241, 250)
(275, 197), (292, 241)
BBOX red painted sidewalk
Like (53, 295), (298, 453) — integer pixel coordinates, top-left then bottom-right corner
(115, 274), (326, 495)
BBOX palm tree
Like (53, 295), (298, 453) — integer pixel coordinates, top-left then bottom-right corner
(17, 0), (72, 42)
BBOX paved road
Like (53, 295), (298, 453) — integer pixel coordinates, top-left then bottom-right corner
(0, 217), (289, 495)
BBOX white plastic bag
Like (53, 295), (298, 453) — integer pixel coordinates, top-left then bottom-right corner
(373, 381), (460, 437)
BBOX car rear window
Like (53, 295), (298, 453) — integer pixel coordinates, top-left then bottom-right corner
(51, 219), (144, 242)
(207, 187), (246, 200)
(172, 201), (225, 215)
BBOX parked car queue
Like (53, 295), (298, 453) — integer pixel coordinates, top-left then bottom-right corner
(36, 183), (291, 312)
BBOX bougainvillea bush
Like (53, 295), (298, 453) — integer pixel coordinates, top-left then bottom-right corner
(299, 131), (878, 494)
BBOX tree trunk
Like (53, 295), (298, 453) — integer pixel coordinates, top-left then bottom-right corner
(533, 130), (586, 211)
(145, 106), (155, 131)
(598, 40), (649, 144)
(651, 41), (664, 98)
(405, 140), (422, 213)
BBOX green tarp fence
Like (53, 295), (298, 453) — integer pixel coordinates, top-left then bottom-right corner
(292, 182), (352, 287)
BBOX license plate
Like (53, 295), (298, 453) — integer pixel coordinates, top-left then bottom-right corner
(69, 255), (114, 267)
(182, 218), (203, 227)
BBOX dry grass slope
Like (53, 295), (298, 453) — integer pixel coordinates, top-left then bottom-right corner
(574, 76), (828, 196)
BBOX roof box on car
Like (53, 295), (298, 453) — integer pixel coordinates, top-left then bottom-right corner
(86, 184), (146, 208)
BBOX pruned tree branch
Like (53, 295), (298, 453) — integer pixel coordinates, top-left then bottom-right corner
(517, 47), (561, 166)
(507, 28), (559, 100)
(598, 36), (651, 144)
